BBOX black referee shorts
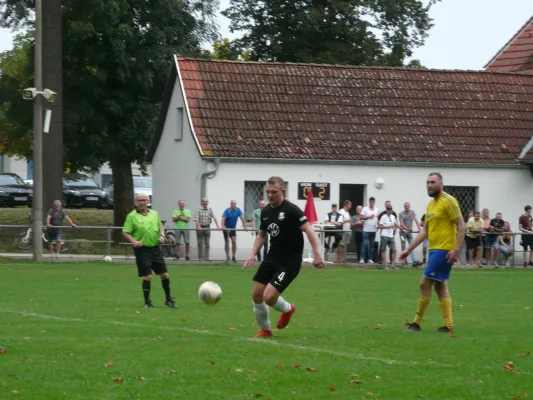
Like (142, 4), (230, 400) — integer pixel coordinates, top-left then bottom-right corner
(134, 246), (168, 277)
(253, 253), (302, 293)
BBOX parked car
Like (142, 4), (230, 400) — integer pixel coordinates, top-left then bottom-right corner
(0, 173), (33, 207)
(63, 173), (110, 208)
(103, 176), (152, 207)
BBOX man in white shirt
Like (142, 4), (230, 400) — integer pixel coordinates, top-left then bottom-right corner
(323, 203), (343, 254)
(337, 200), (352, 263)
(360, 197), (379, 264)
(379, 205), (398, 269)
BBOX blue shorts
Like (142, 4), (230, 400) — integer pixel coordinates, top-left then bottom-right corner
(48, 230), (62, 242)
(485, 235), (498, 247)
(424, 250), (453, 282)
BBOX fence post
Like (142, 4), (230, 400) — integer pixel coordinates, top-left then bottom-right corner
(105, 229), (111, 257)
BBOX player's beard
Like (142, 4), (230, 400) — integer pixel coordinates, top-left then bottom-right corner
(428, 188), (441, 198)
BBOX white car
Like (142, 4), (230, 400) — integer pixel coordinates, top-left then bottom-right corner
(103, 176), (152, 207)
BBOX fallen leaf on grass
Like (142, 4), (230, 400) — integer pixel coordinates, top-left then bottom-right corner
(138, 376), (145, 381)
(275, 363), (281, 368)
(228, 327), (236, 331)
(350, 373), (359, 378)
(245, 394), (263, 398)
(104, 361), (114, 368)
(374, 376), (380, 379)
(39, 330), (46, 333)
(510, 396), (524, 400)
(209, 361), (215, 365)
(12, 390), (19, 394)
(135, 311), (140, 314)
(156, 336), (162, 341)
(0, 348), (7, 354)
(350, 380), (363, 385)
(169, 370), (177, 374)
(329, 385), (336, 392)
(519, 351), (532, 358)
(112, 377), (124, 383)
(524, 307), (530, 310)
(294, 364), (301, 369)
(245, 369), (256, 373)
(306, 367), (317, 372)
(504, 361), (515, 372)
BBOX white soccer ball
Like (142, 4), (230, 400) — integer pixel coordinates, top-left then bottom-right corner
(103, 255), (113, 262)
(198, 281), (222, 305)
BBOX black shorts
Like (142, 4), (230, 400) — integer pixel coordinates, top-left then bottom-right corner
(47, 229), (62, 242)
(134, 246), (168, 277)
(521, 234), (533, 250)
(253, 254), (302, 293)
(223, 230), (236, 239)
(465, 235), (481, 250)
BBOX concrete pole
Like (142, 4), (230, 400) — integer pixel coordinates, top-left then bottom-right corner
(33, 0), (44, 261)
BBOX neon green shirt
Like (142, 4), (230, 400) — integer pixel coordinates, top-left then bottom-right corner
(123, 209), (162, 247)
(172, 208), (191, 229)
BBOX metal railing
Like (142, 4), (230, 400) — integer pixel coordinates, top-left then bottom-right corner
(0, 223), (530, 268)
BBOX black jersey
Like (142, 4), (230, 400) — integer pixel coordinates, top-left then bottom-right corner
(260, 200), (308, 256)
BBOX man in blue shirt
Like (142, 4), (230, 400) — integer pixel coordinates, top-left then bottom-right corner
(221, 200), (249, 263)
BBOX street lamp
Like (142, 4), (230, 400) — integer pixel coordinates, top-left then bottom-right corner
(21, 0), (58, 261)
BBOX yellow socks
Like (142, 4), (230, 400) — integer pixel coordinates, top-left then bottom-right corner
(413, 296), (431, 325)
(439, 297), (453, 329)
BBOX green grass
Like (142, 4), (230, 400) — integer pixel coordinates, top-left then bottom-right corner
(1, 263), (532, 399)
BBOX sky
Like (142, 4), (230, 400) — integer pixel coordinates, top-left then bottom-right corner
(1, 0), (533, 70)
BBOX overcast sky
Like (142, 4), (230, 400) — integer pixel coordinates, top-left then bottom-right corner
(1, 0), (533, 70)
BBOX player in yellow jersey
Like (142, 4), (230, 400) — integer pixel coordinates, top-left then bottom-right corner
(399, 173), (465, 333)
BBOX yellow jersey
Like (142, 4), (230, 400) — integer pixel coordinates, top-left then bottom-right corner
(425, 192), (462, 251)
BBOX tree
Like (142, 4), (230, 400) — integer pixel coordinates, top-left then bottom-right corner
(201, 38), (250, 60)
(0, 0), (217, 230)
(222, 0), (440, 66)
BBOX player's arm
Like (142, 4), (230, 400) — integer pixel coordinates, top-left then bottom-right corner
(301, 222), (324, 268)
(399, 227), (427, 260)
(447, 217), (465, 263)
(242, 229), (266, 268)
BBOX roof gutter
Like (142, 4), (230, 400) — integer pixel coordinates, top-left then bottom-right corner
(200, 158), (221, 198)
(201, 157), (526, 169)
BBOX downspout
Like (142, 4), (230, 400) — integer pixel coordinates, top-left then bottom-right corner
(200, 158), (220, 198)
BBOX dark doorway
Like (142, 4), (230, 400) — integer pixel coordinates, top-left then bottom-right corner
(339, 184), (365, 254)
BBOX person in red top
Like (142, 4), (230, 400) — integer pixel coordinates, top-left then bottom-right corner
(519, 205), (533, 268)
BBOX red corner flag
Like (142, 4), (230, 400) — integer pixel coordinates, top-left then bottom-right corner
(303, 190), (318, 224)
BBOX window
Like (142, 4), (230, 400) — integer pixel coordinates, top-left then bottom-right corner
(244, 181), (289, 220)
(443, 186), (477, 217)
(175, 107), (184, 141)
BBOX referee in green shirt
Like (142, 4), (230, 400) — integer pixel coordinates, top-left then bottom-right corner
(123, 194), (177, 308)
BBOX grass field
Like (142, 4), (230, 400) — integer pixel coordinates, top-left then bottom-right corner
(1, 262), (532, 400)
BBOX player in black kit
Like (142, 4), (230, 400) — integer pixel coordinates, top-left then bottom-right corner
(243, 176), (324, 337)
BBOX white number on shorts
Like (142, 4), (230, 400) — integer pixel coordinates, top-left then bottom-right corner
(277, 272), (285, 281)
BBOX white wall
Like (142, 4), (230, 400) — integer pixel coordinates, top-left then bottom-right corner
(197, 161), (533, 261)
(151, 76), (204, 231)
(1, 155), (28, 179)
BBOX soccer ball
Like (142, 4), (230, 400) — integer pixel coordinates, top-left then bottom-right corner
(198, 281), (222, 305)
(103, 255), (113, 262)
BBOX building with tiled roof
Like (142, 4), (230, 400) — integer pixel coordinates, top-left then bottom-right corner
(148, 50), (533, 262)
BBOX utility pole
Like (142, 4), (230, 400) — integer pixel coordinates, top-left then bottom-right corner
(33, 0), (44, 261)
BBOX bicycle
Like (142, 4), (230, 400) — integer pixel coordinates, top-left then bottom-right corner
(13, 214), (72, 253)
(160, 220), (177, 258)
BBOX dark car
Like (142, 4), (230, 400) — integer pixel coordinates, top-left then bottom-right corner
(63, 174), (110, 208)
(0, 173), (33, 207)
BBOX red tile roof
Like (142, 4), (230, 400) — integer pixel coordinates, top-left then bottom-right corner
(147, 57), (533, 165)
(486, 16), (533, 73)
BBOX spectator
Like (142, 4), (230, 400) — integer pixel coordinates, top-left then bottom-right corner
(221, 200), (248, 263)
(46, 200), (76, 259)
(399, 202), (422, 266)
(337, 200), (352, 263)
(481, 208), (491, 265)
(465, 211), (484, 266)
(253, 200), (268, 262)
(499, 221), (513, 267)
(487, 212), (505, 266)
(360, 197), (379, 264)
(194, 197), (221, 261)
(351, 205), (364, 261)
(519, 205), (533, 268)
(323, 203), (343, 255)
(378, 205), (398, 269)
(172, 200), (191, 261)
(463, 210), (474, 223)
(378, 200), (397, 264)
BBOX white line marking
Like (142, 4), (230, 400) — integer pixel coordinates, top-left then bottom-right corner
(2, 308), (526, 374)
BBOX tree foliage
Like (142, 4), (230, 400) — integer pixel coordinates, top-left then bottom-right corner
(222, 0), (440, 66)
(0, 0), (217, 226)
(201, 38), (251, 61)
